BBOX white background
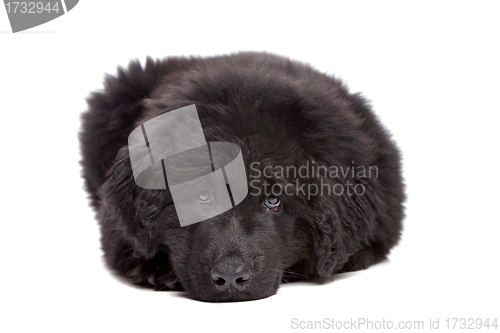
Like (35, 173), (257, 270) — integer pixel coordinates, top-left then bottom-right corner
(1, 1), (499, 332)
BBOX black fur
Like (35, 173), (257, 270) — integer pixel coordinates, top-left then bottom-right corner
(79, 52), (405, 302)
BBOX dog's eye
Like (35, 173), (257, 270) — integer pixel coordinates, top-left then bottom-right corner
(196, 188), (212, 204)
(263, 196), (280, 211)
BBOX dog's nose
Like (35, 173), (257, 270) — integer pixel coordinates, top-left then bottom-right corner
(211, 256), (251, 291)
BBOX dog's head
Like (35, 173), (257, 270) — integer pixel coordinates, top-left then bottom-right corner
(100, 141), (354, 301)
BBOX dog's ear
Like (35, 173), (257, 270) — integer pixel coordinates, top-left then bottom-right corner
(310, 177), (381, 277)
(99, 152), (169, 259)
(310, 196), (346, 277)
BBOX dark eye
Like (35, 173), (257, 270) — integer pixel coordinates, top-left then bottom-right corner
(263, 196), (280, 211)
(196, 188), (212, 204)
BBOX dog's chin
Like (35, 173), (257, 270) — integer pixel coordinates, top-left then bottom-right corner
(184, 268), (283, 302)
(191, 289), (277, 303)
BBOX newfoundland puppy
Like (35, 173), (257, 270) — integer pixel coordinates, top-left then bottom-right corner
(80, 52), (405, 302)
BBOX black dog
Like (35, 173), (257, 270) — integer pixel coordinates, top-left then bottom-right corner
(80, 52), (405, 302)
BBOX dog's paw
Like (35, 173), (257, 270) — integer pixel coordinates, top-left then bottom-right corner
(143, 251), (184, 291)
(147, 272), (184, 291)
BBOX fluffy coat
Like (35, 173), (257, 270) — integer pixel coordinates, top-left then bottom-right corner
(79, 52), (405, 302)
